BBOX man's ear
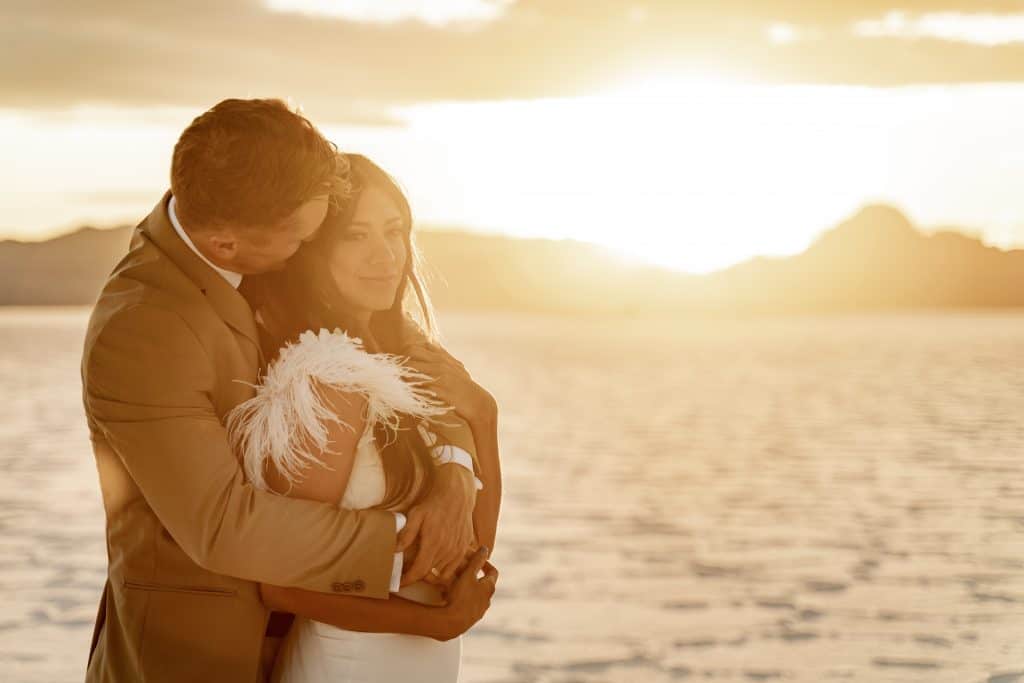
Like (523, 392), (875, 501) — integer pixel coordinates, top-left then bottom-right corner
(204, 231), (239, 260)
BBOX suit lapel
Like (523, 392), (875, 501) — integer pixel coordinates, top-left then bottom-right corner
(139, 192), (264, 364)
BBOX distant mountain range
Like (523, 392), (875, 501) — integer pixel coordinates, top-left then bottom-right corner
(3, 205), (1024, 313)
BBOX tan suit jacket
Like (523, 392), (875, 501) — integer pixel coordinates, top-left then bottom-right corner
(82, 192), (409, 681)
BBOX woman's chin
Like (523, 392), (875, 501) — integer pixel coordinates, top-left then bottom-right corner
(354, 293), (399, 313)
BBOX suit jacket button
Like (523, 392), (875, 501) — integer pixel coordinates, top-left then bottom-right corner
(353, 580), (365, 592)
(331, 582), (345, 593)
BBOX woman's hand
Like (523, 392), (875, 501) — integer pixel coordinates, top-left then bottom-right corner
(403, 340), (497, 426)
(432, 546), (498, 641)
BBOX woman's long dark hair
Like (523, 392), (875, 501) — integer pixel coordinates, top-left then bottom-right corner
(253, 154), (440, 510)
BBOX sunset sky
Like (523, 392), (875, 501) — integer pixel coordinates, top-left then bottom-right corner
(5, 1), (1024, 272)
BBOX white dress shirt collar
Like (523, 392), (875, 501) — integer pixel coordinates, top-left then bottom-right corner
(167, 196), (244, 289)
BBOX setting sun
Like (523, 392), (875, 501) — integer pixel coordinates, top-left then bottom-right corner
(5, 78), (1024, 274)
(381, 75), (1002, 273)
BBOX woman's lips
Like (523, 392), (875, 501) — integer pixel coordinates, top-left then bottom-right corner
(361, 274), (399, 284)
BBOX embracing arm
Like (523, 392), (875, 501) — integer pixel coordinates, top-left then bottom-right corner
(251, 381), (434, 633)
(262, 545), (497, 642)
(398, 333), (503, 584)
(261, 585), (448, 640)
(83, 304), (396, 596)
(253, 386), (499, 638)
(468, 408), (502, 552)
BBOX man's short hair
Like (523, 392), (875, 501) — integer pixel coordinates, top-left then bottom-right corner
(171, 98), (337, 231)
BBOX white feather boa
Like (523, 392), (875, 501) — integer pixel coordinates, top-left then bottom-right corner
(226, 328), (447, 492)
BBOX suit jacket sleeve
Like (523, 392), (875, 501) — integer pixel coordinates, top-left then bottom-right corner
(83, 303), (396, 598)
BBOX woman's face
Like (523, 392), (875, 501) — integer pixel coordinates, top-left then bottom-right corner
(328, 184), (408, 320)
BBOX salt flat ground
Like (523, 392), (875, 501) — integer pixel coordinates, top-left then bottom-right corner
(1, 308), (1022, 682)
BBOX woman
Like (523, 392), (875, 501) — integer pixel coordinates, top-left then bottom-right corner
(226, 154), (502, 682)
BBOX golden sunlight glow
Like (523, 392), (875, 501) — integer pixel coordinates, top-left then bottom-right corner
(264, 0), (513, 26)
(396, 73), (891, 273)
(384, 75), (1024, 273)
(597, 67), (743, 98)
(6, 82), (1024, 275)
(766, 23), (799, 45)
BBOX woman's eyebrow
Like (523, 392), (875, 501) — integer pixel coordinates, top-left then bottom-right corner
(349, 215), (403, 227)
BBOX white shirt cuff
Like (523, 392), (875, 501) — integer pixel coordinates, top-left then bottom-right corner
(419, 425), (484, 490)
(434, 445), (484, 491)
(390, 512), (406, 593)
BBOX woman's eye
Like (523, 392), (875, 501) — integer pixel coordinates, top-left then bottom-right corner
(387, 227), (404, 238)
(344, 232), (368, 241)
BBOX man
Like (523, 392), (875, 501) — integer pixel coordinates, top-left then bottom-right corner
(81, 98), (487, 681)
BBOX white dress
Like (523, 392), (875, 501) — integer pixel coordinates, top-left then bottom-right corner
(226, 329), (462, 683)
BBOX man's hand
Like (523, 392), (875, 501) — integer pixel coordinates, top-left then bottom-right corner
(397, 463), (476, 587)
(431, 546), (498, 641)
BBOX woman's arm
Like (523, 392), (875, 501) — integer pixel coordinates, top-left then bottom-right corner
(401, 338), (503, 580)
(261, 383), (364, 501)
(261, 584), (451, 639)
(257, 384), (418, 633)
(257, 383), (500, 639)
(410, 406), (502, 585)
(468, 407), (502, 552)
(261, 547), (499, 642)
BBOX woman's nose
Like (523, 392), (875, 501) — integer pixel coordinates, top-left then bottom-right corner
(367, 231), (397, 264)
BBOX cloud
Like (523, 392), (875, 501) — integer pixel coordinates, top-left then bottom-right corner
(763, 22), (826, 45)
(265, 0), (515, 27)
(854, 11), (1024, 45)
(3, 1), (1024, 122)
